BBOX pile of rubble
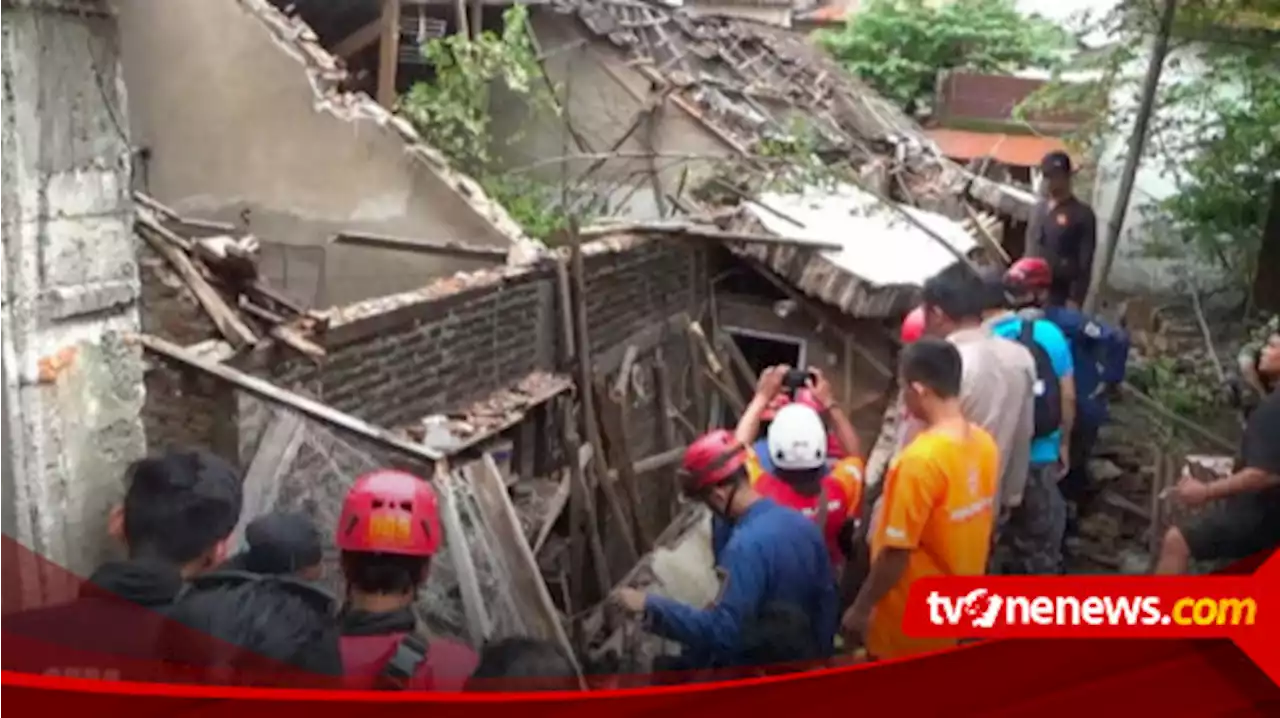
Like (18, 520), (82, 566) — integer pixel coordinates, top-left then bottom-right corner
(134, 192), (328, 360)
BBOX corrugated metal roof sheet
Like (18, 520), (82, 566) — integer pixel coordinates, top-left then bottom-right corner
(731, 185), (978, 318)
(926, 128), (1070, 169)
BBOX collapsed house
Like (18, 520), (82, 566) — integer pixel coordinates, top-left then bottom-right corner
(119, 0), (1050, 676)
(135, 181), (989, 674)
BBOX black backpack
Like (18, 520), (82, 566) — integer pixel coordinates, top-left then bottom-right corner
(374, 631), (431, 690)
(1014, 319), (1063, 439)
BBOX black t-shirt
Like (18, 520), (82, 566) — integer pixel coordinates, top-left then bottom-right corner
(1034, 196), (1097, 304)
(1239, 390), (1280, 480)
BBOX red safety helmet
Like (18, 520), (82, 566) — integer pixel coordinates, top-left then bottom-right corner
(901, 306), (926, 344)
(336, 469), (442, 557)
(679, 430), (748, 496)
(1006, 257), (1053, 290)
(760, 393), (792, 421)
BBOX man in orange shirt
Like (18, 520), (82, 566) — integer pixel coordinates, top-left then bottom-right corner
(842, 338), (999, 660)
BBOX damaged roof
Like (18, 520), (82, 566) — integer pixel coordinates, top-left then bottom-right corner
(549, 0), (1035, 216)
(731, 185), (986, 317)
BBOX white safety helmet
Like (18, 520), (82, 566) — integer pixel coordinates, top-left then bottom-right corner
(767, 403), (827, 471)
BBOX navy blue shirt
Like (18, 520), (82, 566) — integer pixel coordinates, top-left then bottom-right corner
(1043, 306), (1129, 427)
(645, 499), (837, 667)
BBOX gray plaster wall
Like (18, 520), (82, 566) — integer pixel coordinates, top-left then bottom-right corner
(1, 4), (147, 595)
(114, 0), (516, 309)
(490, 13), (736, 221)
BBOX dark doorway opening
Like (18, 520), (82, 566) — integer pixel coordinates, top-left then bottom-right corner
(726, 328), (806, 379)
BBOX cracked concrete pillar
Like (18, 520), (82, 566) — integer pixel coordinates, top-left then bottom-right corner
(2, 0), (147, 604)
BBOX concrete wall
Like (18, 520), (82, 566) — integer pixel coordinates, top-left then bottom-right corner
(114, 0), (520, 309)
(1, 3), (147, 586)
(490, 13), (738, 222)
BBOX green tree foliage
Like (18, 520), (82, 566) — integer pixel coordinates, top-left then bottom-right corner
(399, 6), (581, 241)
(814, 0), (1070, 116)
(1020, 0), (1280, 289)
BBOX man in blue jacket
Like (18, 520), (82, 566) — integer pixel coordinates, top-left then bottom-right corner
(613, 430), (837, 672)
(1006, 259), (1130, 511)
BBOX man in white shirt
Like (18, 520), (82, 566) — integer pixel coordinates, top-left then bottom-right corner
(920, 264), (1037, 520)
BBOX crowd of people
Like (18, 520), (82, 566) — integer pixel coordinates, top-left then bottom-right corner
(4, 453), (578, 689)
(610, 155), (1280, 671)
(4, 153), (1277, 690)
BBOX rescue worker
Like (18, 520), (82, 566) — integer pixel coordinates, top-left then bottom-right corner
(334, 469), (478, 690)
(612, 430), (837, 671)
(730, 365), (865, 569)
(843, 338), (999, 660)
(1005, 258), (1129, 512)
(3, 449), (243, 681)
(743, 370), (860, 475)
(985, 265), (1075, 575)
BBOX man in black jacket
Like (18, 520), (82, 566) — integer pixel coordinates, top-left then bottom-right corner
(3, 448), (242, 679)
(1030, 151), (1098, 309)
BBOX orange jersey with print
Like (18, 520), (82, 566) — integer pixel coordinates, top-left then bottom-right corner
(746, 447), (865, 566)
(866, 424), (998, 660)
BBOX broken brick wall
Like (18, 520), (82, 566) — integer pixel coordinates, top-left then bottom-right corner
(138, 242), (240, 460)
(213, 237), (708, 468)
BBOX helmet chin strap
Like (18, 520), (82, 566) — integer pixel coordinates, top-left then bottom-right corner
(714, 481), (742, 522)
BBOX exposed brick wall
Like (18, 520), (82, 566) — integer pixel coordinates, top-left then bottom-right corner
(583, 240), (705, 353)
(137, 240), (239, 458)
(263, 238), (704, 432)
(141, 237), (706, 474)
(293, 268), (558, 429)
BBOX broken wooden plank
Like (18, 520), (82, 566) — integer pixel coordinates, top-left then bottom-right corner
(228, 412), (306, 552)
(532, 444), (593, 556)
(652, 349), (679, 453)
(269, 324), (326, 361)
(467, 455), (583, 681)
(633, 447), (685, 475)
(715, 330), (757, 393)
(136, 334), (445, 463)
(595, 379), (653, 553)
(687, 320), (729, 382)
(567, 219), (641, 568)
(137, 211), (259, 348)
(612, 345), (639, 400)
(332, 231), (510, 262)
(685, 326), (708, 431)
(555, 258), (577, 364)
(435, 461), (490, 646)
(559, 398), (611, 605)
(332, 17), (383, 58)
(132, 191), (181, 225)
(376, 0), (402, 107)
(703, 368), (746, 417)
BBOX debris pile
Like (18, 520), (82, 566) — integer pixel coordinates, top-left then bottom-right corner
(134, 192), (327, 360)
